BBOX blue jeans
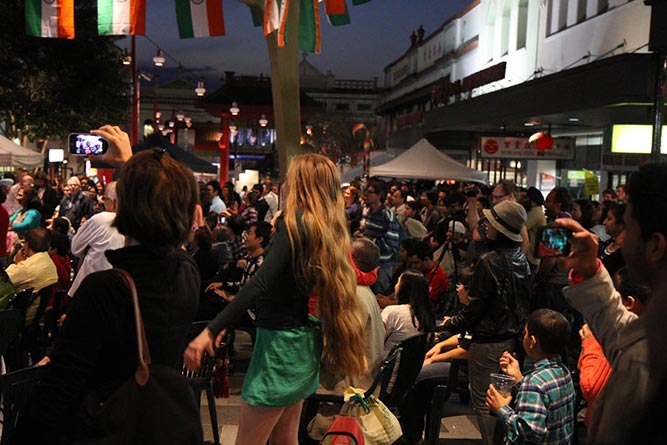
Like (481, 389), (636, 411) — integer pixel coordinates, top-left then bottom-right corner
(468, 339), (515, 445)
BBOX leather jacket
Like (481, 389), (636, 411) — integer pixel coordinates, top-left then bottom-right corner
(445, 246), (531, 343)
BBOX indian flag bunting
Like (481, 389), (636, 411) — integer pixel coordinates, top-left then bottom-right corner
(277, 0), (290, 47)
(264, 0), (284, 35)
(327, 0), (350, 26)
(250, 5), (263, 27)
(299, 0), (320, 53)
(98, 0), (146, 35)
(25, 0), (75, 39)
(175, 0), (225, 38)
(324, 0), (345, 15)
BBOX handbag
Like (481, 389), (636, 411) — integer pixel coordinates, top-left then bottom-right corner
(72, 269), (203, 445)
(339, 387), (402, 445)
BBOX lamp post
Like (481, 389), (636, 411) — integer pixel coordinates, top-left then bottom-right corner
(130, 35), (140, 145)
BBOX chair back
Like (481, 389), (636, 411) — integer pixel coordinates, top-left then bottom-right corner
(379, 333), (430, 409)
(7, 288), (35, 312)
(0, 310), (24, 358)
(0, 365), (47, 445)
(181, 321), (224, 383)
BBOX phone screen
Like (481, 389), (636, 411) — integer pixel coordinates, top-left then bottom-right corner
(68, 133), (109, 155)
(535, 226), (572, 258)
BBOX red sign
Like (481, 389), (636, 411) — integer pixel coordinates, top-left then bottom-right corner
(483, 139), (499, 155)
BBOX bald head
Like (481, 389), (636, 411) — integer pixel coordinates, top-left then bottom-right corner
(351, 238), (380, 273)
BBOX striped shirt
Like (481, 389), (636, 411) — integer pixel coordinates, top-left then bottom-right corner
(362, 205), (400, 266)
(498, 357), (575, 445)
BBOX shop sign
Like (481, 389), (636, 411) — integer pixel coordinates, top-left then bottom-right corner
(540, 173), (556, 190)
(432, 62), (506, 105)
(396, 111), (422, 129)
(480, 136), (575, 160)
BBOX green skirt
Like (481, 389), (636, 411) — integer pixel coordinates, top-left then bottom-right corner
(242, 315), (322, 407)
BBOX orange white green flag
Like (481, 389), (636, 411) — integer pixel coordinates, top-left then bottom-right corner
(98, 0), (146, 35)
(25, 0), (75, 39)
(175, 0), (225, 38)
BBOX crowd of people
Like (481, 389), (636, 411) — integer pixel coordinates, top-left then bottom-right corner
(1, 125), (665, 445)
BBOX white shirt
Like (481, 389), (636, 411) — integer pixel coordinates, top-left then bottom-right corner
(210, 195), (227, 214)
(382, 304), (420, 357)
(69, 211), (125, 297)
(263, 191), (279, 223)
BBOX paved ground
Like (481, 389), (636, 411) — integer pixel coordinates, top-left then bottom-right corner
(200, 331), (482, 445)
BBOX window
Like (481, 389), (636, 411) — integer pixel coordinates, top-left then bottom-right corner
(577, 0), (587, 22)
(558, 0), (568, 31)
(598, 0), (608, 14)
(335, 103), (350, 111)
(516, 0), (529, 50)
(357, 104), (373, 111)
(500, 0), (511, 56)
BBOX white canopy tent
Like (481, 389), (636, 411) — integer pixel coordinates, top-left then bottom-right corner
(0, 134), (44, 169)
(341, 151), (395, 183)
(370, 138), (488, 183)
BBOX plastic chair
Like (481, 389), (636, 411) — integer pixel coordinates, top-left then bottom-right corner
(424, 358), (470, 445)
(181, 321), (225, 445)
(0, 365), (48, 445)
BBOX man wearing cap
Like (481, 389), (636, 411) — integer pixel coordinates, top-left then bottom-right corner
(443, 200), (531, 445)
(521, 186), (547, 271)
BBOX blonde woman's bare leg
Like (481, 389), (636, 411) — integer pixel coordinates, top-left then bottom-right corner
(234, 401), (285, 445)
(268, 400), (304, 445)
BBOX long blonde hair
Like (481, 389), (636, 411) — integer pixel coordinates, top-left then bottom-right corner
(283, 154), (367, 376)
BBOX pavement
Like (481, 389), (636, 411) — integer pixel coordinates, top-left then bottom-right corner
(200, 330), (482, 445)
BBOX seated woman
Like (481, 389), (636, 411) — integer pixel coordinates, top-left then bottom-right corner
(382, 269), (435, 357)
(14, 125), (201, 443)
(399, 267), (473, 445)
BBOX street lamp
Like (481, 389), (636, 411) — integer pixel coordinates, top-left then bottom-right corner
(195, 78), (206, 96)
(259, 114), (268, 127)
(176, 110), (185, 121)
(153, 49), (165, 67)
(121, 48), (132, 65)
(230, 101), (240, 116)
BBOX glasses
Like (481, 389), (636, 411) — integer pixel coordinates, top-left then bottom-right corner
(491, 193), (507, 200)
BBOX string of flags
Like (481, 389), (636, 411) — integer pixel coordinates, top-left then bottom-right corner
(24, 0), (372, 54)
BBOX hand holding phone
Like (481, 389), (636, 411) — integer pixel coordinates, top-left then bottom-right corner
(68, 133), (109, 155)
(534, 226), (573, 258)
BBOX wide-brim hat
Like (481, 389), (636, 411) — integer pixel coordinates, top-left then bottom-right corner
(482, 200), (526, 242)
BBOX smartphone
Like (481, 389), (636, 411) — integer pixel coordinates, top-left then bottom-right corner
(68, 133), (109, 155)
(534, 226), (573, 258)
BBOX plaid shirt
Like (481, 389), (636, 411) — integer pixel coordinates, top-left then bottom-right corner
(498, 357), (575, 445)
(227, 234), (247, 265)
(362, 204), (400, 266)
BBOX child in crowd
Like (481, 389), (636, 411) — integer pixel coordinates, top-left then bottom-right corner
(486, 309), (576, 445)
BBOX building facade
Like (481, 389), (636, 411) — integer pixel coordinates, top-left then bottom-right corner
(379, 0), (657, 195)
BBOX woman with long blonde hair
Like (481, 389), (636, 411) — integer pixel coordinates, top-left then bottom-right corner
(185, 153), (367, 445)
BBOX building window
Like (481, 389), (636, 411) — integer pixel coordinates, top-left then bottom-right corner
(335, 103), (350, 111)
(577, 0), (587, 22)
(500, 0), (511, 56)
(484, 7), (496, 61)
(558, 0), (568, 31)
(357, 104), (372, 111)
(598, 0), (608, 14)
(516, 0), (529, 50)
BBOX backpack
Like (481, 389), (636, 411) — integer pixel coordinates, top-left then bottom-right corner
(72, 269), (202, 445)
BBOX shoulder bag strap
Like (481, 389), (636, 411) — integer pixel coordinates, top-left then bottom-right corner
(113, 268), (152, 386)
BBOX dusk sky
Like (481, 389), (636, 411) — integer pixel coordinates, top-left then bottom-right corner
(116, 0), (471, 87)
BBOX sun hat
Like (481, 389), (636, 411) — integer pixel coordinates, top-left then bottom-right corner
(448, 221), (466, 234)
(482, 200), (526, 242)
(0, 178), (14, 188)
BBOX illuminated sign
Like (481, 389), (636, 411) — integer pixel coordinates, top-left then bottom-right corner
(610, 124), (667, 154)
(480, 136), (575, 160)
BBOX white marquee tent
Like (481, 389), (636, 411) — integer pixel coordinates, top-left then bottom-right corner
(370, 138), (488, 183)
(341, 151), (395, 183)
(0, 134), (44, 169)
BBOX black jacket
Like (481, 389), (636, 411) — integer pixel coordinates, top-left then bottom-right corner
(15, 245), (200, 443)
(445, 246), (530, 343)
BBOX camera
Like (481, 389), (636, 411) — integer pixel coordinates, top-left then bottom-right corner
(68, 133), (109, 155)
(534, 226), (573, 258)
